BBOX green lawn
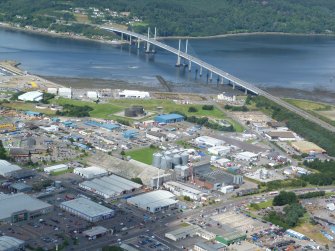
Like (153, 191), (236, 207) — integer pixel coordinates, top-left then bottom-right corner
(2, 102), (56, 115)
(51, 98), (245, 131)
(249, 199), (273, 211)
(126, 147), (158, 165)
(284, 98), (332, 111)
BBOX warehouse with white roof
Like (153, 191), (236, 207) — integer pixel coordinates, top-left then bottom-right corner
(0, 160), (22, 177)
(18, 91), (43, 102)
(0, 193), (52, 223)
(60, 197), (114, 222)
(163, 181), (204, 201)
(74, 166), (108, 179)
(0, 236), (25, 251)
(208, 146), (231, 156)
(195, 136), (224, 147)
(118, 90), (150, 99)
(79, 174), (142, 199)
(44, 164), (68, 174)
(127, 190), (178, 213)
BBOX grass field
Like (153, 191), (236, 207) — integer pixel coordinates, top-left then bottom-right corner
(51, 98), (245, 131)
(2, 102), (56, 115)
(284, 98), (332, 111)
(126, 147), (157, 165)
(293, 213), (330, 245)
(249, 199), (273, 211)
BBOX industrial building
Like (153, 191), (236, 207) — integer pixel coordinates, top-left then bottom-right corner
(24, 111), (42, 117)
(79, 174), (142, 199)
(194, 169), (243, 190)
(163, 181), (204, 201)
(0, 236), (25, 251)
(195, 136), (224, 147)
(58, 88), (72, 98)
(194, 242), (226, 251)
(84, 120), (119, 131)
(123, 130), (139, 139)
(154, 114), (184, 124)
(83, 226), (109, 239)
(73, 166), (108, 179)
(146, 131), (167, 142)
(127, 190), (177, 213)
(118, 90), (150, 99)
(215, 232), (246, 245)
(18, 91), (43, 102)
(44, 164), (68, 174)
(234, 151), (259, 162)
(60, 197), (114, 222)
(87, 91), (99, 100)
(0, 160), (21, 177)
(0, 193), (52, 223)
(208, 146), (231, 156)
(265, 131), (296, 141)
(165, 224), (201, 241)
(291, 141), (326, 154)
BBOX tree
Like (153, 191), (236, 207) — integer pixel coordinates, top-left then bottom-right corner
(131, 177), (143, 185)
(0, 140), (7, 160)
(183, 196), (191, 201)
(273, 191), (298, 206)
(188, 107), (198, 113)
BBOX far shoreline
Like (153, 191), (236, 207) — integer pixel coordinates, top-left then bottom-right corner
(1, 22), (334, 45)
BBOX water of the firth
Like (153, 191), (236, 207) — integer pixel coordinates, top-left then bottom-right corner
(1, 28), (335, 93)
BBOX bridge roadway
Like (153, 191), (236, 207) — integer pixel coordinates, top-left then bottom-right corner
(102, 26), (335, 133)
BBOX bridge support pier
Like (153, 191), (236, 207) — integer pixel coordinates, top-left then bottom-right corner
(199, 67), (203, 77)
(146, 27), (151, 53)
(188, 61), (192, 71)
(121, 33), (124, 42)
(137, 39), (140, 49)
(245, 89), (248, 95)
(221, 77), (224, 84)
(209, 72), (213, 82)
(232, 83), (236, 89)
(129, 36), (132, 45)
(176, 39), (181, 67)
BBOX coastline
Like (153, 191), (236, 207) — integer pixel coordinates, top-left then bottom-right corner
(43, 76), (335, 104)
(1, 22), (334, 45)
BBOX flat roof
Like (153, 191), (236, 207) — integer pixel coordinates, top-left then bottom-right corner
(127, 190), (177, 208)
(74, 166), (108, 176)
(0, 236), (25, 250)
(165, 181), (203, 195)
(0, 193), (52, 220)
(61, 198), (114, 218)
(44, 164), (68, 173)
(79, 174), (141, 198)
(266, 131), (295, 138)
(18, 91), (43, 100)
(83, 226), (108, 237)
(0, 160), (21, 175)
(166, 224), (201, 239)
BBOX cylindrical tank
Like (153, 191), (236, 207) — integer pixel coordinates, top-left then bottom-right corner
(181, 152), (189, 165)
(131, 106), (144, 115)
(160, 156), (172, 169)
(173, 154), (181, 166)
(165, 150), (172, 157)
(124, 108), (137, 117)
(152, 152), (162, 168)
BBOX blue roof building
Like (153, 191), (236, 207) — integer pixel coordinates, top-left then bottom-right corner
(52, 117), (60, 122)
(84, 120), (120, 131)
(123, 130), (138, 139)
(155, 114), (184, 124)
(25, 111), (42, 117)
